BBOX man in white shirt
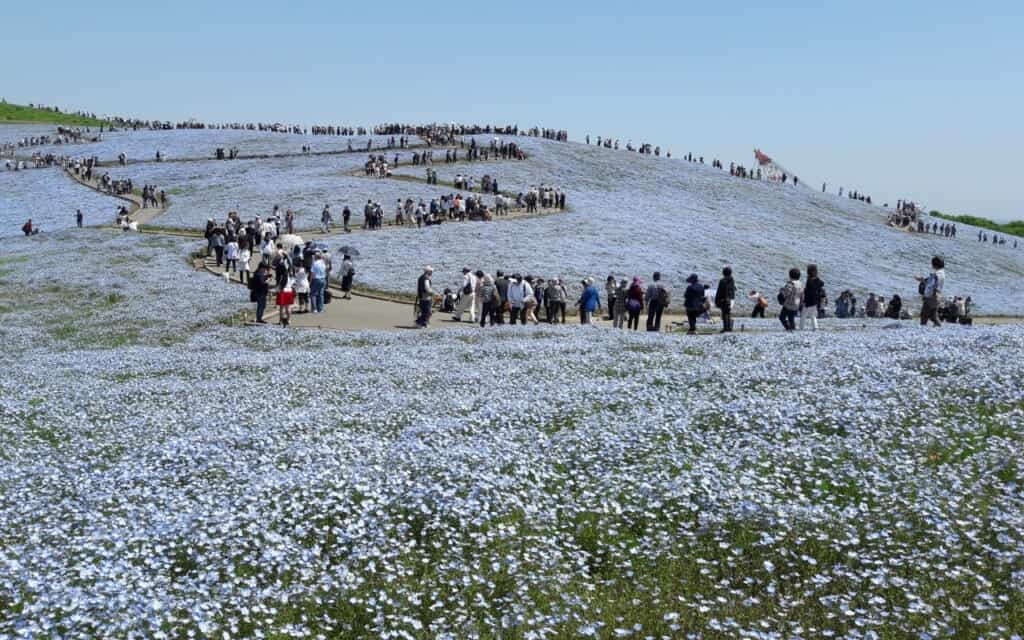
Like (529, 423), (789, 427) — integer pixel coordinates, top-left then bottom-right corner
(453, 267), (478, 322)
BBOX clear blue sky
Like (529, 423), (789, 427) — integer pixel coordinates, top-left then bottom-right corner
(3, 0), (1021, 220)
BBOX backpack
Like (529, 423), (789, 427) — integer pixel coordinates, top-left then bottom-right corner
(777, 288), (786, 305)
(658, 285), (670, 307)
(462, 281), (472, 295)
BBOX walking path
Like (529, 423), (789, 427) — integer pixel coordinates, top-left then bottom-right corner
(57, 137), (1024, 333)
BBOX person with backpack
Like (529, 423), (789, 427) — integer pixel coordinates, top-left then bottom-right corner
(801, 264), (824, 330)
(339, 254), (354, 300)
(683, 274), (706, 335)
(546, 277), (568, 324)
(915, 256), (945, 327)
(626, 276), (644, 330)
(778, 268), (803, 331)
(645, 271), (669, 332)
(416, 266), (434, 328)
(714, 267), (736, 333)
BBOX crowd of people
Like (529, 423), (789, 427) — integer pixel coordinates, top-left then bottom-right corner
(408, 256), (962, 333)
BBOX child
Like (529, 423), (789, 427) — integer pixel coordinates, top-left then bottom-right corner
(276, 280), (295, 328)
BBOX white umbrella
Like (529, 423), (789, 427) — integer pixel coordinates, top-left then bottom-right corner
(278, 234), (304, 251)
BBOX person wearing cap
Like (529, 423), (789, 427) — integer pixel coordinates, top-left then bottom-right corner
(416, 266), (434, 328)
(578, 277), (601, 325)
(309, 252), (327, 313)
(453, 267), (478, 322)
(339, 254), (354, 300)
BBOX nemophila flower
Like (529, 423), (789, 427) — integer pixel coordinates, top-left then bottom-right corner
(2, 138), (1024, 638)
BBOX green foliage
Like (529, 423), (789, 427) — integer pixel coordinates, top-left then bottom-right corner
(0, 102), (108, 126)
(930, 210), (1024, 239)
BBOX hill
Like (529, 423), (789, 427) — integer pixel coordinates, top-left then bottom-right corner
(931, 210), (1024, 239)
(0, 101), (107, 127)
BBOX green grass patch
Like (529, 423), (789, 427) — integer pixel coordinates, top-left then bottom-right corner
(930, 210), (1024, 239)
(0, 101), (109, 126)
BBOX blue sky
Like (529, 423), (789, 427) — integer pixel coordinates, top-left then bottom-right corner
(3, 0), (1021, 220)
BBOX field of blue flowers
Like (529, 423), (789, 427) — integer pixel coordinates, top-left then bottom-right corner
(1, 125), (1023, 638)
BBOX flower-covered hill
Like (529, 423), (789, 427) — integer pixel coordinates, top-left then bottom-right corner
(340, 136), (1024, 314)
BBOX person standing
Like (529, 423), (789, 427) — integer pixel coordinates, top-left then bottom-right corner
(478, 274), (499, 327)
(339, 254), (354, 299)
(626, 277), (644, 330)
(416, 266), (434, 328)
(309, 252), (327, 314)
(224, 237), (239, 273)
(507, 275), (526, 325)
(613, 279), (629, 328)
(644, 271), (668, 332)
(605, 275), (617, 321)
(778, 268), (803, 331)
(75, 209), (83, 228)
(547, 277), (568, 324)
(342, 206), (351, 233)
(494, 271), (510, 324)
(683, 274), (705, 335)
(916, 256), (945, 327)
(801, 264), (823, 330)
(714, 267), (736, 333)
(453, 267), (478, 322)
(251, 263), (270, 324)
(276, 280), (295, 327)
(578, 277), (601, 325)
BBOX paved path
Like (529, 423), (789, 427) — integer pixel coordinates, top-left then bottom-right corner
(63, 167), (169, 224)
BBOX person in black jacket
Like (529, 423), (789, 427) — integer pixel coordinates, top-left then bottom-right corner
(683, 273), (705, 335)
(251, 264), (270, 324)
(714, 267), (736, 333)
(801, 264), (824, 330)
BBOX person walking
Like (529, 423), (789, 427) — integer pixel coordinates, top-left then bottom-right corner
(613, 279), (629, 328)
(800, 264), (823, 330)
(645, 272), (669, 332)
(714, 267), (736, 333)
(75, 209), (83, 228)
(683, 274), (705, 335)
(416, 266), (434, 328)
(626, 276), (644, 330)
(224, 237), (239, 273)
(778, 268), (803, 331)
(320, 205), (332, 233)
(339, 254), (354, 299)
(916, 256), (945, 327)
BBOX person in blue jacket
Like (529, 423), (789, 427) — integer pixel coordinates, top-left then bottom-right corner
(578, 277), (601, 325)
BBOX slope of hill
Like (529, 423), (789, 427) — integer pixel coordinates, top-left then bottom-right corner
(0, 102), (107, 126)
(328, 136), (1024, 315)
